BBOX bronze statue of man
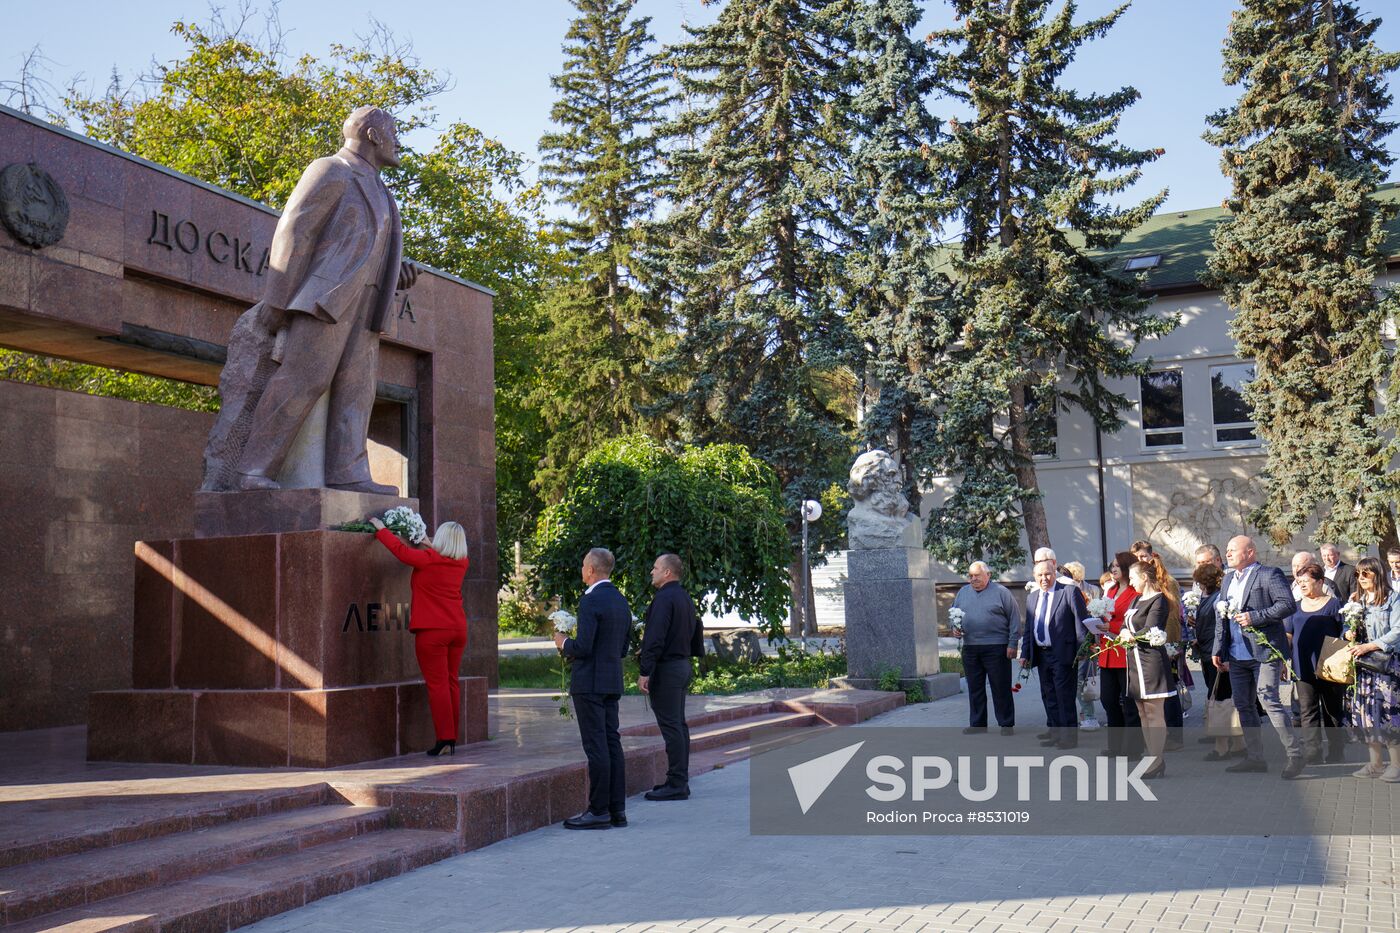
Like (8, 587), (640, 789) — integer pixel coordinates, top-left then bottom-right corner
(224, 105), (417, 494)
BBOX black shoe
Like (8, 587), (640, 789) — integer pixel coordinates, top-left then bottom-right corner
(1281, 758), (1306, 780)
(610, 812), (627, 827)
(1000, 727), (1015, 736)
(426, 740), (455, 757)
(1226, 759), (1268, 774)
(1142, 763), (1167, 780)
(644, 787), (690, 801)
(1203, 750), (1230, 762)
(1325, 753), (1348, 765)
(962, 726), (988, 735)
(563, 810), (612, 830)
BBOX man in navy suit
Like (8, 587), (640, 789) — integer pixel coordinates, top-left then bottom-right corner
(1212, 535), (1305, 779)
(1021, 558), (1089, 749)
(553, 547), (634, 828)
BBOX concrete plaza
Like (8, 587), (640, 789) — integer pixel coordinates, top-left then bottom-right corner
(240, 679), (1400, 933)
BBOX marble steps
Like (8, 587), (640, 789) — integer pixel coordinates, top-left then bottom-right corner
(684, 710), (822, 756)
(0, 802), (388, 926)
(690, 722), (839, 777)
(0, 784), (332, 871)
(2, 824), (456, 932)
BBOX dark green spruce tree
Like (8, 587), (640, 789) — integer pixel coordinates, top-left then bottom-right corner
(534, 0), (677, 500)
(1204, 0), (1400, 553)
(655, 0), (860, 635)
(927, 0), (1172, 570)
(842, 0), (953, 520)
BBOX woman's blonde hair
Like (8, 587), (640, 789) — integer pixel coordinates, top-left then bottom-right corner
(1062, 560), (1086, 584)
(431, 521), (468, 560)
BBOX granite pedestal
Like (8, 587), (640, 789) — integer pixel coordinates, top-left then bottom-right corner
(841, 546), (959, 699)
(89, 490), (486, 767)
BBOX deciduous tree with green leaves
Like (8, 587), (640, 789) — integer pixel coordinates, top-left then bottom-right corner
(1204, 0), (1400, 553)
(532, 435), (792, 635)
(926, 0), (1172, 570)
(533, 0), (677, 501)
(654, 0), (860, 633)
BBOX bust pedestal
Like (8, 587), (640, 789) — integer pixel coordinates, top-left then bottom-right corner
(837, 546), (961, 700)
(88, 490), (487, 767)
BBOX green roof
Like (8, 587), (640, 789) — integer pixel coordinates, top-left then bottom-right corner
(1102, 182), (1400, 292)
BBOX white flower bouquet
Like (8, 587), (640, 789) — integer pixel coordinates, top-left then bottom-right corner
(1341, 600), (1365, 640)
(1086, 596), (1115, 620)
(1145, 627), (1168, 648)
(383, 506), (428, 545)
(1182, 590), (1202, 616)
(549, 609), (578, 637)
(948, 607), (965, 638)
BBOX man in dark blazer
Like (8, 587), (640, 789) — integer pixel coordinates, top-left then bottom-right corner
(1212, 535), (1305, 778)
(554, 547), (633, 828)
(1020, 558), (1089, 749)
(1320, 543), (1357, 602)
(637, 553), (706, 800)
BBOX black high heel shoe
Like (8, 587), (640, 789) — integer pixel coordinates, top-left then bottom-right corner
(426, 740), (455, 757)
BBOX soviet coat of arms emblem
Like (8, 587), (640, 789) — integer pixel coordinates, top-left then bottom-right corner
(0, 162), (70, 249)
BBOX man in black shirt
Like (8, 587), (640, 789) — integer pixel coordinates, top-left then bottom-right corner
(638, 553), (705, 800)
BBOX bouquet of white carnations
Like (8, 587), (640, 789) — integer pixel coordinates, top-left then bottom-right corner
(1086, 596), (1114, 620)
(383, 506), (427, 545)
(1341, 600), (1366, 640)
(1092, 625), (1167, 660)
(1182, 590), (1202, 616)
(550, 609), (578, 637)
(948, 607), (965, 638)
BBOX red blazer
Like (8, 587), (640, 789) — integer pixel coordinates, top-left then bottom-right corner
(1096, 584), (1139, 669)
(375, 528), (468, 634)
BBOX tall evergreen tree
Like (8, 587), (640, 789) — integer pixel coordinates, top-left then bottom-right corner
(534, 0), (677, 499)
(1204, 0), (1400, 553)
(926, 0), (1171, 570)
(842, 0), (952, 520)
(656, 0), (860, 634)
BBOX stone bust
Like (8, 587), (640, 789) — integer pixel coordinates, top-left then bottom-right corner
(846, 450), (921, 550)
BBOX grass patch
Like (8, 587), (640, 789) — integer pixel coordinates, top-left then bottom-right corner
(939, 654), (965, 675)
(496, 645), (845, 696)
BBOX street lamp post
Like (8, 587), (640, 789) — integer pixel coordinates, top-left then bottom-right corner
(800, 499), (822, 644)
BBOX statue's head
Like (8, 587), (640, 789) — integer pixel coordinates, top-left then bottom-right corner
(342, 107), (401, 169)
(848, 450), (908, 518)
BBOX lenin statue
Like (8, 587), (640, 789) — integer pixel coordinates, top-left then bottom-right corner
(201, 106), (419, 495)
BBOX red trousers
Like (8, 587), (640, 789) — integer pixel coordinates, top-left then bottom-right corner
(414, 629), (466, 741)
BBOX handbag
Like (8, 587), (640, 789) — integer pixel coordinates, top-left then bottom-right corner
(1205, 671), (1242, 737)
(1317, 636), (1356, 686)
(1354, 648), (1396, 677)
(1081, 670), (1101, 702)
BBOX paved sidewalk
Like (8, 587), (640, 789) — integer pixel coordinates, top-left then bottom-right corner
(240, 676), (1400, 933)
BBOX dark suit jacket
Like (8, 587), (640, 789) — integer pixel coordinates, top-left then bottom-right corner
(638, 581), (705, 677)
(1331, 562), (1357, 603)
(1213, 564), (1293, 662)
(1193, 590), (1222, 658)
(1020, 583), (1088, 664)
(563, 581), (632, 695)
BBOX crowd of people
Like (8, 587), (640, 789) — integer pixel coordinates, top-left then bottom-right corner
(952, 536), (1400, 782)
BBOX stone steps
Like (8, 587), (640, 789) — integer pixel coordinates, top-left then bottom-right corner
(2, 826), (456, 932)
(686, 710), (820, 754)
(0, 803), (389, 926)
(0, 785), (331, 871)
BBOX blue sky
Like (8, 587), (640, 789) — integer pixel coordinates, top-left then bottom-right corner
(5, 1), (1398, 216)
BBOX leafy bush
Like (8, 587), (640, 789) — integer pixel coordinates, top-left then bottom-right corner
(498, 593), (549, 637)
(496, 645), (845, 696)
(532, 436), (791, 635)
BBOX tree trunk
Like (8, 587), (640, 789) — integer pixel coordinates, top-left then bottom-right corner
(1008, 381), (1052, 556)
(787, 557), (806, 638)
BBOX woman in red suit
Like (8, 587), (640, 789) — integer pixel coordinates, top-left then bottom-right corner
(1098, 551), (1144, 759)
(370, 517), (469, 756)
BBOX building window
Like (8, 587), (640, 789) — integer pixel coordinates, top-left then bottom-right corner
(1211, 363), (1257, 444)
(1140, 369), (1184, 447)
(1123, 254), (1162, 272)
